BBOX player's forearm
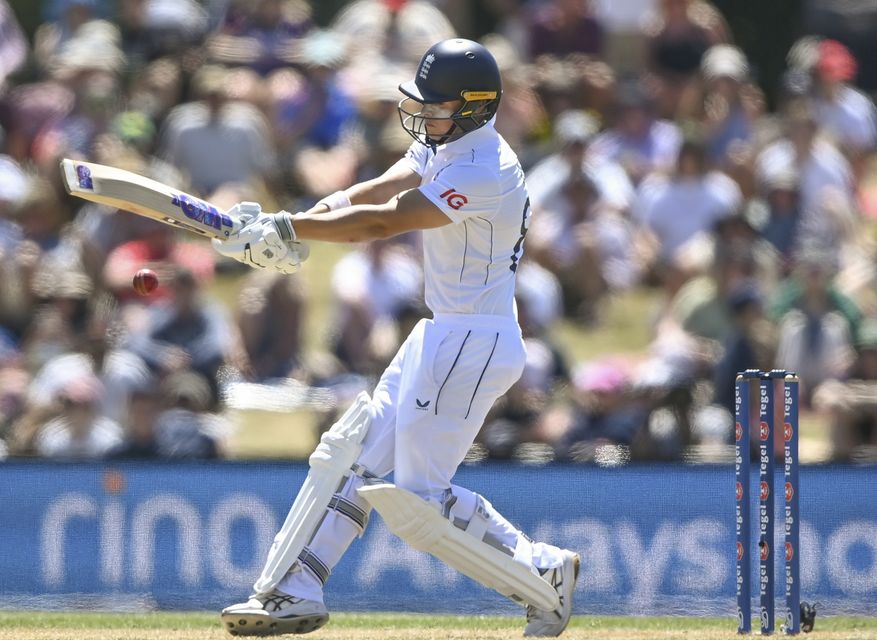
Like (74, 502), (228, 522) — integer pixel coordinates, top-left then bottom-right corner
(303, 180), (407, 217)
(291, 203), (400, 243)
(347, 177), (406, 207)
(304, 160), (420, 216)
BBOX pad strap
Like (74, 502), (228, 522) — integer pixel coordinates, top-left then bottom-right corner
(297, 547), (330, 585)
(327, 493), (369, 533)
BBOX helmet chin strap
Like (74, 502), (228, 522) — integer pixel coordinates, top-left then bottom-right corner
(426, 122), (460, 147)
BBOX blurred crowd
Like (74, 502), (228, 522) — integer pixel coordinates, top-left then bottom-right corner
(0, 0), (876, 464)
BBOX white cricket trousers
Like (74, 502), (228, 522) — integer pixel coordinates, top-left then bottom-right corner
(278, 313), (566, 602)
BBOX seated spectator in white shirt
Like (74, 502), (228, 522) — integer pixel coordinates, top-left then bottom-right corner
(755, 102), (855, 219)
(35, 375), (123, 459)
(27, 302), (152, 426)
(633, 136), (741, 264)
(527, 110), (634, 213)
(527, 111), (639, 320)
(159, 65), (275, 195)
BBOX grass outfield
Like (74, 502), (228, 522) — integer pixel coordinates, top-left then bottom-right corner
(1, 612), (876, 640)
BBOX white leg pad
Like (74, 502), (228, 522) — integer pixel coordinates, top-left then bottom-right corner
(253, 391), (373, 595)
(357, 483), (560, 611)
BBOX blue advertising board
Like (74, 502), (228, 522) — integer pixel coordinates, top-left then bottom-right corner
(0, 462), (875, 617)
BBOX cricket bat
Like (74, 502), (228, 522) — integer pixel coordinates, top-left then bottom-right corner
(60, 158), (242, 239)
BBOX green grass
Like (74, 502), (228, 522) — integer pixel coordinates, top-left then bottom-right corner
(550, 289), (659, 361)
(0, 612), (875, 640)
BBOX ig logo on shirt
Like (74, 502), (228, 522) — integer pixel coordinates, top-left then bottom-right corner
(439, 188), (468, 210)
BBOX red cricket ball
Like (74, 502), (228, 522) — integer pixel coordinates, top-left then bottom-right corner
(133, 268), (159, 295)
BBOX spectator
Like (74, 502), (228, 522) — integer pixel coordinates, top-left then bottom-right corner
(33, 0), (103, 72)
(105, 379), (163, 458)
(280, 31), (360, 199)
(771, 246), (859, 402)
(2, 0), (871, 466)
(27, 300), (151, 425)
(526, 0), (604, 59)
(479, 337), (564, 460)
(514, 261), (564, 342)
(125, 57), (185, 124)
(755, 102), (855, 221)
(482, 36), (545, 158)
(696, 44), (763, 167)
(236, 270), (306, 382)
(666, 235), (736, 332)
(711, 280), (774, 413)
(554, 360), (647, 461)
(343, 70), (412, 182)
(756, 168), (803, 269)
(808, 39), (877, 157)
(208, 0), (312, 74)
(14, 176), (73, 258)
(0, 154), (26, 253)
(644, 0), (728, 116)
(527, 110), (638, 320)
(159, 65), (276, 195)
(3, 80), (75, 165)
(0, 0), (27, 88)
(34, 374), (123, 459)
(125, 267), (235, 400)
(0, 155), (33, 343)
(633, 136), (741, 264)
(0, 364), (28, 445)
(152, 370), (225, 458)
(479, 261), (569, 459)
(589, 81), (682, 184)
(331, 0), (455, 65)
(20, 268), (93, 372)
(102, 222), (215, 302)
(528, 110), (634, 213)
(328, 239), (422, 374)
(813, 319), (877, 461)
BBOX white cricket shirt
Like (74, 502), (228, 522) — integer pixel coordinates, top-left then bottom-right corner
(403, 122), (529, 317)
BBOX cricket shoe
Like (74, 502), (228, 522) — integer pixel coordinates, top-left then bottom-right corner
(221, 590), (328, 636)
(523, 550), (580, 637)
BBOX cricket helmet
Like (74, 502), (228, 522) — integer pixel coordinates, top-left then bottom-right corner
(398, 38), (502, 146)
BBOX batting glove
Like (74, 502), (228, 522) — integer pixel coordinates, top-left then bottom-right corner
(212, 202), (309, 275)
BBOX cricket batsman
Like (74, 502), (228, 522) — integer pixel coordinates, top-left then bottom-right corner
(213, 38), (580, 637)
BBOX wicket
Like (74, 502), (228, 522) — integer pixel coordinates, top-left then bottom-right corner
(735, 370), (800, 635)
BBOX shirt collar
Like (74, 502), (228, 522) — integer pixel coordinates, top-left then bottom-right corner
(436, 120), (497, 156)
